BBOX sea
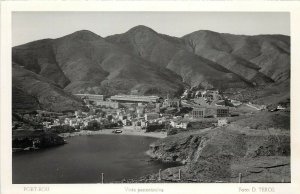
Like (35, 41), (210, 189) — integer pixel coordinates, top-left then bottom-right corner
(12, 135), (175, 183)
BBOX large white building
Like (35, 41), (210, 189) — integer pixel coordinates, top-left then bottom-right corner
(74, 94), (104, 101)
(110, 95), (160, 103)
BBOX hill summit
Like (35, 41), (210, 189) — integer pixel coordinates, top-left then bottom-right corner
(12, 26), (290, 111)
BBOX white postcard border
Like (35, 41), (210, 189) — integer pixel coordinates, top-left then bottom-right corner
(1, 1), (300, 194)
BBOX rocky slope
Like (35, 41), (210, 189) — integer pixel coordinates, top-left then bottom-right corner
(146, 116), (290, 183)
(13, 30), (184, 98)
(183, 31), (290, 83)
(12, 64), (83, 112)
(12, 39), (70, 88)
(106, 26), (248, 89)
(12, 129), (65, 149)
(106, 26), (290, 87)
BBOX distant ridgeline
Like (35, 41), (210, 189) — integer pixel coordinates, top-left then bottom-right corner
(12, 26), (290, 112)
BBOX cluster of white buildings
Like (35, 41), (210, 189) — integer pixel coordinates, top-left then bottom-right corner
(38, 92), (234, 131)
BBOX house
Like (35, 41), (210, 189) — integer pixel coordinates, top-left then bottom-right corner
(122, 119), (131, 126)
(158, 119), (167, 125)
(64, 118), (70, 125)
(191, 107), (206, 118)
(132, 119), (141, 127)
(141, 120), (149, 128)
(170, 120), (179, 128)
(163, 98), (180, 108)
(218, 118), (228, 126)
(195, 91), (201, 97)
(231, 100), (242, 107)
(203, 90), (219, 102)
(173, 116), (183, 120)
(277, 105), (286, 110)
(184, 114), (190, 119)
(195, 90), (206, 97)
(170, 120), (189, 129)
(119, 115), (127, 120)
(82, 112), (88, 116)
(216, 107), (229, 117)
(83, 121), (89, 127)
(179, 121), (189, 129)
(170, 98), (180, 107)
(53, 119), (61, 126)
(69, 120), (74, 126)
(42, 121), (51, 128)
(183, 89), (190, 97)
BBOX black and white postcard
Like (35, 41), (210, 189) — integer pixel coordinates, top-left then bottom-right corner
(1, 1), (300, 194)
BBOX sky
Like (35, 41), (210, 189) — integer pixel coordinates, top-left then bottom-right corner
(12, 12), (290, 46)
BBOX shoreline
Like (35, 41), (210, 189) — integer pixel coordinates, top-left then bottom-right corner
(59, 126), (167, 139)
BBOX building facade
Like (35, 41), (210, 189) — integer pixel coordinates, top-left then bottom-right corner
(163, 98), (180, 108)
(216, 107), (229, 117)
(191, 108), (206, 118)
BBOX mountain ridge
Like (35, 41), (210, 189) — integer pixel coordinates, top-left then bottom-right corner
(12, 26), (290, 111)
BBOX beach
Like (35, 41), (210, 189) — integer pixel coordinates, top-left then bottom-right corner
(59, 126), (167, 139)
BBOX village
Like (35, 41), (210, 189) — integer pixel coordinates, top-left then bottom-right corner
(13, 87), (287, 139)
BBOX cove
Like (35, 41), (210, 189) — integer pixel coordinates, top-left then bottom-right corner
(12, 135), (175, 183)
